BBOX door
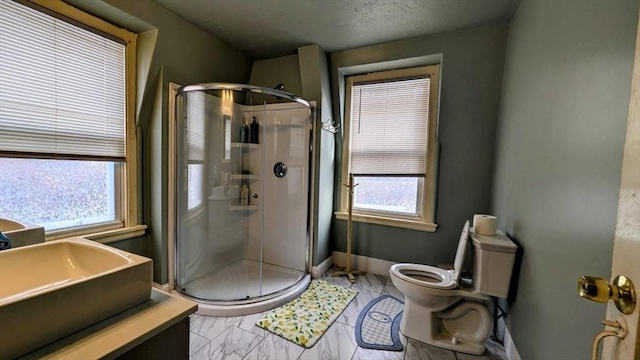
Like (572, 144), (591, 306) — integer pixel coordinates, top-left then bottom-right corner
(589, 7), (640, 359)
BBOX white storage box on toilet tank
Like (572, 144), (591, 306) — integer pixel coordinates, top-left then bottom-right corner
(470, 230), (517, 298)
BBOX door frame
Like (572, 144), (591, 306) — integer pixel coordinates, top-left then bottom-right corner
(602, 7), (640, 359)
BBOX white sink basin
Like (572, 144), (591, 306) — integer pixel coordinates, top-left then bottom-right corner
(0, 217), (44, 248)
(0, 237), (152, 359)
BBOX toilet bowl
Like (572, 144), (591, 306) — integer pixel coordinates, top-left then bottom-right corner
(389, 220), (517, 355)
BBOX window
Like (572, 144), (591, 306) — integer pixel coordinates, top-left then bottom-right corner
(0, 0), (142, 241)
(184, 91), (205, 212)
(338, 65), (440, 232)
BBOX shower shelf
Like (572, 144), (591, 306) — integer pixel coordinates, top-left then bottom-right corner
(231, 142), (260, 151)
(230, 174), (261, 181)
(228, 204), (259, 211)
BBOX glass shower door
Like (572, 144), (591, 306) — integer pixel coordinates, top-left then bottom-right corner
(175, 87), (312, 304)
(176, 89), (264, 302)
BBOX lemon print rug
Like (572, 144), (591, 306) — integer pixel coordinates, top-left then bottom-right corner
(256, 279), (358, 348)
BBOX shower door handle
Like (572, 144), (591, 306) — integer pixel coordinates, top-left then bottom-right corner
(252, 193), (259, 199)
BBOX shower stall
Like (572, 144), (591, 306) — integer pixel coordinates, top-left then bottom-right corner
(174, 83), (314, 316)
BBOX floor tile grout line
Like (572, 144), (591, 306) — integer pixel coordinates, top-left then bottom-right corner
(231, 323), (266, 337)
(200, 320), (239, 342)
(239, 327), (267, 360)
(351, 286), (386, 293)
(346, 341), (358, 360)
(189, 331), (211, 356)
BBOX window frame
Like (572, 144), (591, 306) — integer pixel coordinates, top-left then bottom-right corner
(183, 90), (207, 218)
(337, 65), (440, 232)
(4, 0), (143, 243)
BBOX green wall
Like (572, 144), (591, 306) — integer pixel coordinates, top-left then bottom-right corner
(330, 24), (509, 265)
(249, 54), (303, 97)
(298, 44), (336, 265)
(492, 1), (638, 358)
(109, 235), (149, 256)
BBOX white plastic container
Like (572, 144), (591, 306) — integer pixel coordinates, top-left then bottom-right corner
(471, 230), (517, 298)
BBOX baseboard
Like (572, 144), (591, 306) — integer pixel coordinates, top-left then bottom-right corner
(153, 282), (170, 292)
(504, 325), (521, 360)
(311, 256), (333, 278)
(332, 251), (397, 276)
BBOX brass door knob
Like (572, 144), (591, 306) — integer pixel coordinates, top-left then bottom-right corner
(578, 275), (636, 314)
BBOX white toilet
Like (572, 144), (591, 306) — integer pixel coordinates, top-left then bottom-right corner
(389, 221), (517, 355)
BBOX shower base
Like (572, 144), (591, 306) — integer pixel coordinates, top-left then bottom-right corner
(174, 259), (310, 316)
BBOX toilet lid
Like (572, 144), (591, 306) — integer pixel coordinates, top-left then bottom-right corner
(452, 221), (470, 283)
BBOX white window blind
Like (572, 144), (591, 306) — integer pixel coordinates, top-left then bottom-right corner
(349, 78), (430, 176)
(185, 91), (205, 162)
(0, 0), (126, 160)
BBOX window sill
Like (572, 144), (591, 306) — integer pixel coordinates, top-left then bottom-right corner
(48, 224), (147, 244)
(334, 212), (437, 232)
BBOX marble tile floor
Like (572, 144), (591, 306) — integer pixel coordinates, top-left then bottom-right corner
(189, 268), (507, 360)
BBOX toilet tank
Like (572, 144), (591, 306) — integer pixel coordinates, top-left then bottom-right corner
(471, 230), (517, 298)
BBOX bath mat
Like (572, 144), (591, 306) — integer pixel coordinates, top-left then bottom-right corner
(256, 279), (358, 348)
(355, 295), (404, 351)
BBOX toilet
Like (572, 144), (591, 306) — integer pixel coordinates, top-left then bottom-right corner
(389, 221), (517, 355)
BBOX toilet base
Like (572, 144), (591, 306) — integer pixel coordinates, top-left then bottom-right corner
(425, 333), (486, 355)
(399, 299), (491, 356)
(400, 326), (487, 356)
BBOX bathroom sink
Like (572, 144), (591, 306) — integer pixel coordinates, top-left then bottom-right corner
(0, 237), (152, 359)
(0, 217), (44, 248)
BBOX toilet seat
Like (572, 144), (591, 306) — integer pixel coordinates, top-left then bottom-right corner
(390, 264), (457, 289)
(390, 221), (471, 291)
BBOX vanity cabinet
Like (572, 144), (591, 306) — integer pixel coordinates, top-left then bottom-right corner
(117, 318), (189, 360)
(20, 289), (197, 360)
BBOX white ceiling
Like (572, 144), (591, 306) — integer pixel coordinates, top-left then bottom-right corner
(153, 0), (521, 59)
